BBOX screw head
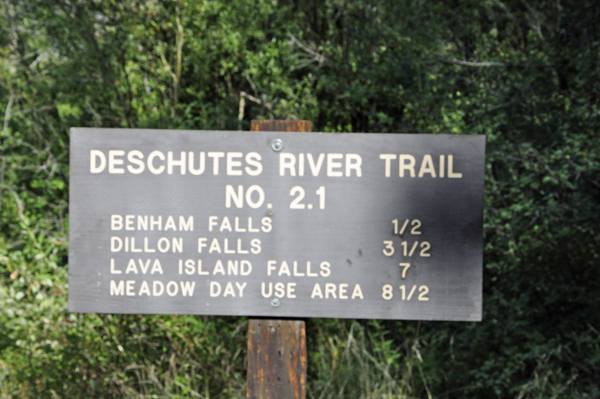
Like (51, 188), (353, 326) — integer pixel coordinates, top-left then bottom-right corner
(270, 297), (281, 307)
(271, 139), (283, 152)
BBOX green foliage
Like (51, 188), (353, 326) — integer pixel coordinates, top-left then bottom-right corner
(307, 320), (432, 399)
(1, 0), (599, 397)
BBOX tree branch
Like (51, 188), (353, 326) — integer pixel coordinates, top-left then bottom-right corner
(287, 33), (330, 68)
(174, 0), (184, 110)
(238, 91), (273, 128)
(441, 58), (505, 67)
(3, 87), (14, 132)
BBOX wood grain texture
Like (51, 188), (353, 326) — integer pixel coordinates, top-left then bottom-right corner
(248, 120), (309, 399)
(250, 120), (312, 132)
(247, 319), (307, 399)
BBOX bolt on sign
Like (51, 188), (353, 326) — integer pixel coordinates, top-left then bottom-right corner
(68, 128), (485, 321)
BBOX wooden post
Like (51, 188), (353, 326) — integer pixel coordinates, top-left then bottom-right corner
(247, 119), (311, 399)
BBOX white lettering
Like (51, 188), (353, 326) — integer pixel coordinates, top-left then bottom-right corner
(110, 280), (124, 295)
(210, 281), (221, 297)
(399, 154), (416, 177)
(326, 153), (343, 177)
(207, 152), (224, 175)
(280, 153), (296, 176)
(226, 185), (244, 208)
(111, 215), (123, 230)
(418, 154), (436, 178)
(108, 150), (125, 174)
(127, 150), (145, 174)
(147, 151), (165, 174)
(188, 152), (206, 175)
(167, 151), (186, 174)
(90, 150), (106, 173)
(448, 155), (462, 178)
(245, 152), (263, 176)
(227, 152), (243, 176)
(379, 154), (396, 177)
(345, 154), (362, 177)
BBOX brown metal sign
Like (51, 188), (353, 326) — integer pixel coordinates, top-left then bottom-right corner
(68, 128), (485, 321)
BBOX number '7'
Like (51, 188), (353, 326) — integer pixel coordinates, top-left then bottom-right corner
(399, 263), (410, 278)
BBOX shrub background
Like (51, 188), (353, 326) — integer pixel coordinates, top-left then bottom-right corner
(1, 1), (599, 398)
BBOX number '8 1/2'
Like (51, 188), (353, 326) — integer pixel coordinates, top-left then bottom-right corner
(382, 284), (429, 301)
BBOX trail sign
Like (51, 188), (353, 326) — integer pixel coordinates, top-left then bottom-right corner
(68, 128), (485, 321)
